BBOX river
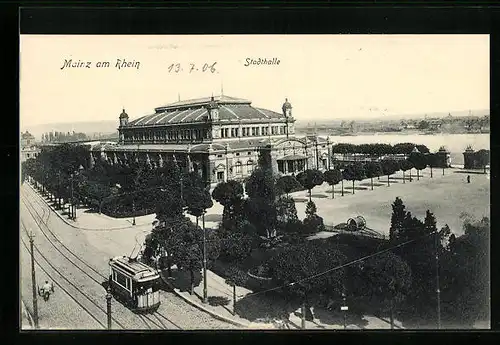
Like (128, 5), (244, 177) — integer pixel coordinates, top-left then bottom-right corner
(305, 132), (490, 166)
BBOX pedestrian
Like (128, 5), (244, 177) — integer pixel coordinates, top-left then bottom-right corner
(40, 280), (54, 301)
(41, 280), (53, 293)
(467, 175), (471, 184)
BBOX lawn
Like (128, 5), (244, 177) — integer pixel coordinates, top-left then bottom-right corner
(291, 168), (490, 237)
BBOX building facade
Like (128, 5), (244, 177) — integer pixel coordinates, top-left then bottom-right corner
(21, 131), (40, 162)
(90, 95), (330, 184)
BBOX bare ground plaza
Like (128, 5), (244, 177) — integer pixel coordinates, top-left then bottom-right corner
(20, 166), (490, 329)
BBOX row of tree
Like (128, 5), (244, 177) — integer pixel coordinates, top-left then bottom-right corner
(274, 151), (439, 206)
(331, 142), (431, 156)
(41, 131), (89, 143)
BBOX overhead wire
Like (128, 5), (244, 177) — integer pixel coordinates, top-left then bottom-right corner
(234, 229), (439, 299)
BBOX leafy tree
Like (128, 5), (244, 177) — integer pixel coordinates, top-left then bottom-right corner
(275, 175), (302, 197)
(409, 152), (427, 180)
(380, 159), (399, 187)
(244, 167), (280, 239)
(303, 201), (326, 233)
(417, 120), (430, 130)
(268, 242), (346, 325)
(245, 166), (276, 202)
(426, 153), (439, 178)
(185, 173), (213, 228)
(142, 233), (159, 267)
(170, 219), (203, 295)
(169, 218), (221, 295)
(392, 209), (447, 321)
(323, 169), (343, 198)
(441, 217), (490, 324)
(389, 197), (407, 242)
(354, 251), (412, 327)
(81, 179), (113, 214)
(392, 143), (419, 155)
(343, 163), (366, 194)
(399, 159), (414, 184)
(364, 161), (383, 190)
(415, 145), (430, 154)
(243, 197), (278, 239)
(275, 195), (299, 225)
(296, 169), (324, 202)
(155, 190), (185, 222)
(475, 149), (490, 173)
(219, 231), (255, 264)
(212, 180), (245, 232)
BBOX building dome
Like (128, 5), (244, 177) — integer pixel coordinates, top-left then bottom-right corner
(119, 109), (129, 119)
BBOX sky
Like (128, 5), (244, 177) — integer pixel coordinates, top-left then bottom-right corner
(20, 35), (489, 129)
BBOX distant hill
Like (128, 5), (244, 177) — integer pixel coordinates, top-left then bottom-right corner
(21, 120), (118, 140)
(295, 109), (490, 127)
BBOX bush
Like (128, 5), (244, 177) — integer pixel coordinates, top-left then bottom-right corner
(219, 231), (255, 264)
(303, 215), (326, 234)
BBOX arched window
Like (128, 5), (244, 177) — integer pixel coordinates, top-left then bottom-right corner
(247, 160), (254, 174)
(235, 161), (242, 174)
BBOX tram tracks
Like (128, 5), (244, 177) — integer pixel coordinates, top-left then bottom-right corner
(20, 223), (116, 329)
(20, 189), (182, 330)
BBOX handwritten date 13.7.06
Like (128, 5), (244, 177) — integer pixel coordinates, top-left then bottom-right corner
(168, 62), (218, 73)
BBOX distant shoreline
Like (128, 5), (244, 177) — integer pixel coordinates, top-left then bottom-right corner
(297, 130), (489, 136)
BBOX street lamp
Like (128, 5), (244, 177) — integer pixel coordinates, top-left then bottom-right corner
(132, 200), (136, 226)
(106, 287), (112, 330)
(341, 292), (348, 330)
(70, 165), (84, 221)
(74, 165), (84, 220)
(70, 173), (74, 220)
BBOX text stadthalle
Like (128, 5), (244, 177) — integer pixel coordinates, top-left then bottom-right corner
(244, 58), (281, 67)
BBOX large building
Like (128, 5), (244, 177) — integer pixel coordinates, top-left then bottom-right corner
(90, 95), (331, 184)
(20, 131), (40, 162)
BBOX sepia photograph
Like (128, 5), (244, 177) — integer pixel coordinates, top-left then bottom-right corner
(20, 34), (490, 330)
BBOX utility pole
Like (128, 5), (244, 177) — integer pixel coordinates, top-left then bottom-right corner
(435, 231), (441, 329)
(232, 283), (236, 315)
(202, 212), (208, 304)
(29, 232), (39, 329)
(106, 287), (112, 330)
(301, 299), (306, 329)
(327, 137), (331, 170)
(390, 298), (394, 330)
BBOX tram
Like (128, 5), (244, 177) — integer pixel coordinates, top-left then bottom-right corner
(108, 256), (161, 313)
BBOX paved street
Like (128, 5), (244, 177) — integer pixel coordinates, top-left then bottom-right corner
(20, 185), (239, 330)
